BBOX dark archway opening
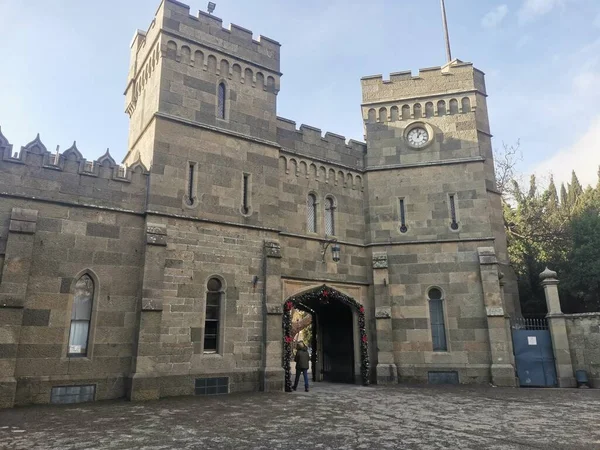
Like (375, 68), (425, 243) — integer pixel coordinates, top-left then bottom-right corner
(283, 285), (369, 392)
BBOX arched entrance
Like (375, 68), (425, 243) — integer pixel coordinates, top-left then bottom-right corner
(282, 285), (370, 392)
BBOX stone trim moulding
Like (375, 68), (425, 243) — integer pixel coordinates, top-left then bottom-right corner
(372, 252), (388, 269)
(0, 192), (145, 216)
(9, 208), (38, 234)
(368, 236), (495, 247)
(281, 276), (370, 287)
(360, 88), (485, 107)
(279, 148), (365, 173)
(375, 306), (391, 319)
(155, 112), (281, 149)
(477, 247), (498, 265)
(367, 157), (486, 173)
(486, 306), (505, 317)
(266, 304), (283, 315)
(264, 241), (281, 258)
(146, 210), (280, 233)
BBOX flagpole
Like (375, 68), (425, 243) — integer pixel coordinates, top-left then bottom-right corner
(441, 0), (452, 63)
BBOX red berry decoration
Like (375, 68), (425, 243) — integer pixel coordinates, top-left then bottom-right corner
(323, 290), (329, 297)
(284, 335), (293, 343)
(285, 301), (293, 310)
(359, 306), (365, 314)
(362, 335), (368, 343)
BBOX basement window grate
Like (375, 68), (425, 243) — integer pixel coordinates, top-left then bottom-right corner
(50, 385), (96, 404)
(195, 377), (229, 396)
(428, 371), (459, 385)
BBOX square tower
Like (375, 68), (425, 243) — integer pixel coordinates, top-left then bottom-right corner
(362, 60), (518, 386)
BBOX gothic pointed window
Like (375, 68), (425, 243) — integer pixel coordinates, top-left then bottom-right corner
(307, 194), (317, 233)
(217, 82), (226, 119)
(325, 196), (336, 236)
(68, 275), (94, 357)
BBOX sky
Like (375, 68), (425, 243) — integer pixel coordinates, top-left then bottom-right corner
(0, 0), (599, 189)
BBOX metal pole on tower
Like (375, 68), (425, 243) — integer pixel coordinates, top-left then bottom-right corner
(441, 0), (452, 63)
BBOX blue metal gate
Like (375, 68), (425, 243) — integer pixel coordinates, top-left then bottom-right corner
(511, 318), (557, 387)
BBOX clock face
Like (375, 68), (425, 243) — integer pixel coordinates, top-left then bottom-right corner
(407, 127), (430, 148)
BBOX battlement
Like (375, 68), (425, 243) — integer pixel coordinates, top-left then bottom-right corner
(0, 127), (148, 212)
(276, 117), (366, 169)
(159, 0), (280, 72)
(361, 60), (486, 104)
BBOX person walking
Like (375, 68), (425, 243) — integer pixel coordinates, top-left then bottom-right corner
(293, 342), (310, 392)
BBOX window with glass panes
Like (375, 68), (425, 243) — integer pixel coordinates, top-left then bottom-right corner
(217, 83), (226, 119)
(307, 194), (317, 233)
(204, 278), (222, 352)
(325, 197), (335, 236)
(68, 275), (94, 357)
(428, 288), (447, 351)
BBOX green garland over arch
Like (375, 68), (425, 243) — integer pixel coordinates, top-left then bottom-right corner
(282, 285), (370, 392)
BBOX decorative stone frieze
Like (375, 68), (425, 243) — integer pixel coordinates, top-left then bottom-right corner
(372, 252), (388, 269)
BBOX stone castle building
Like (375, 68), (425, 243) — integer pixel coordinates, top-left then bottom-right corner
(0, 0), (520, 407)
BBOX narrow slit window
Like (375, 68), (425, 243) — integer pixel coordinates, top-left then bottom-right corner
(187, 163), (196, 206)
(307, 194), (317, 233)
(217, 82), (226, 119)
(428, 288), (447, 352)
(204, 278), (222, 353)
(242, 173), (250, 215)
(68, 275), (94, 357)
(399, 198), (408, 233)
(449, 194), (459, 230)
(325, 197), (336, 236)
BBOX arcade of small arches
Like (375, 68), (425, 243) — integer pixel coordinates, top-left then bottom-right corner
(366, 96), (473, 123)
(165, 39), (279, 93)
(279, 155), (364, 191)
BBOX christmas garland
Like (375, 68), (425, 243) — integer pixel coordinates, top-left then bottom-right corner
(283, 285), (370, 391)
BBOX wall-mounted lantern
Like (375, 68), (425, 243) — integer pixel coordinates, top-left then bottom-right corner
(321, 238), (340, 263)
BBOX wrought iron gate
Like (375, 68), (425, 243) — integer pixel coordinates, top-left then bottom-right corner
(511, 317), (557, 387)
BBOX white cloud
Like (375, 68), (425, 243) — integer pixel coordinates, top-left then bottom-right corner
(594, 12), (600, 28)
(482, 5), (509, 29)
(518, 0), (570, 23)
(534, 116), (600, 188)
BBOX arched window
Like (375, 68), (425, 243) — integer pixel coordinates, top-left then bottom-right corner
(325, 196), (336, 236)
(204, 277), (223, 353)
(449, 99), (459, 115)
(428, 288), (447, 352)
(461, 97), (472, 113)
(425, 102), (434, 118)
(68, 274), (94, 357)
(217, 82), (226, 119)
(307, 193), (317, 233)
(437, 100), (447, 116)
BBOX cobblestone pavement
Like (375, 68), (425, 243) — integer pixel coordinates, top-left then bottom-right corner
(1, 383), (600, 449)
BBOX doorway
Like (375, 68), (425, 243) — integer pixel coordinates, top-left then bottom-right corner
(282, 285), (370, 392)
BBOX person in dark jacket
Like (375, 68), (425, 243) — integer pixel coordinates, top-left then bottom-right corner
(293, 342), (310, 392)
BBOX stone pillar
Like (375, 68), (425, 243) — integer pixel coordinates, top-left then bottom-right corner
(477, 247), (516, 387)
(128, 223), (167, 401)
(262, 241), (284, 391)
(540, 268), (576, 388)
(0, 208), (38, 408)
(372, 252), (397, 384)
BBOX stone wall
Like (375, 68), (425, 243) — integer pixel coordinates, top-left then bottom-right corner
(0, 132), (148, 406)
(564, 313), (600, 387)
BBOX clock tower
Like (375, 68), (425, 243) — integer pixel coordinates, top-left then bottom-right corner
(361, 59), (519, 386)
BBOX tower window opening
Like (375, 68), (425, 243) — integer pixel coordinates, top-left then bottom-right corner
(242, 173), (250, 215)
(399, 198), (408, 233)
(307, 194), (317, 233)
(218, 82), (226, 119)
(449, 194), (459, 230)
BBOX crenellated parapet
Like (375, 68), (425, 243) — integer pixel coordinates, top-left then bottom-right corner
(361, 60), (486, 107)
(276, 117), (366, 170)
(160, 0), (280, 72)
(0, 127), (148, 212)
